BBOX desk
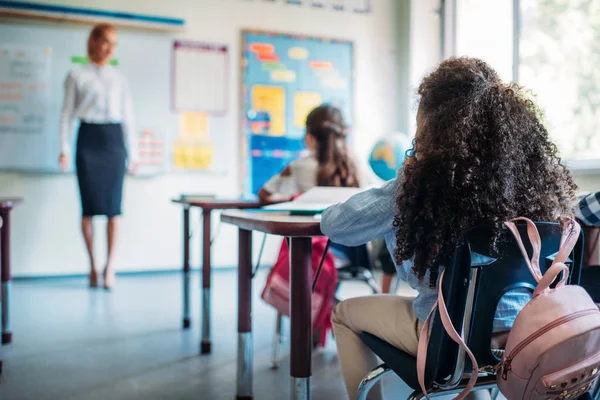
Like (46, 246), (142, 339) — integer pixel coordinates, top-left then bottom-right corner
(221, 210), (322, 400)
(0, 198), (22, 345)
(171, 198), (265, 354)
(0, 215), (3, 374)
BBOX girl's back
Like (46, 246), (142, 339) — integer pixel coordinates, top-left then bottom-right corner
(259, 104), (360, 202)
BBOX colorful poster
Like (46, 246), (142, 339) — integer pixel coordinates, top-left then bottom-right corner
(173, 111), (214, 170)
(136, 129), (165, 176)
(241, 31), (353, 194)
(251, 85), (286, 136)
(173, 139), (214, 170)
(179, 112), (208, 138)
(294, 92), (322, 127)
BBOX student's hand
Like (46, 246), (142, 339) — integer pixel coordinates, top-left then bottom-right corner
(58, 153), (69, 172)
(258, 188), (293, 204)
(128, 161), (139, 176)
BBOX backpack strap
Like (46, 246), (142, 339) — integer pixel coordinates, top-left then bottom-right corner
(417, 269), (479, 400)
(505, 217), (580, 294)
(554, 217), (581, 266)
(533, 217), (580, 297)
(504, 217), (543, 281)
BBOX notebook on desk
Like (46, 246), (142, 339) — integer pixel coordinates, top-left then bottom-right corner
(179, 194), (217, 202)
(261, 186), (365, 215)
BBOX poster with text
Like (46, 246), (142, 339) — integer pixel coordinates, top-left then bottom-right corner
(241, 31), (353, 195)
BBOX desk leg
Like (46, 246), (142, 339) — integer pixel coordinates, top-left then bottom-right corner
(0, 216), (3, 373)
(237, 228), (253, 400)
(289, 237), (312, 400)
(0, 210), (11, 345)
(200, 209), (212, 354)
(182, 206), (191, 329)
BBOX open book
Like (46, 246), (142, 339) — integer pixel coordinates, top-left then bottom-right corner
(261, 186), (366, 215)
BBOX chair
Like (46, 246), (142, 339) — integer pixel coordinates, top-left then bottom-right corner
(577, 219), (600, 304)
(271, 243), (379, 369)
(330, 242), (381, 296)
(356, 222), (585, 400)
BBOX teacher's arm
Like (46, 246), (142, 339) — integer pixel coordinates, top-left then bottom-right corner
(122, 80), (138, 172)
(58, 73), (76, 172)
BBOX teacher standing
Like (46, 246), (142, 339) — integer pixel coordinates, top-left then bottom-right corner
(58, 23), (138, 290)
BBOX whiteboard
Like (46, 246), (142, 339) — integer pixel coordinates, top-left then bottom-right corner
(0, 22), (176, 173)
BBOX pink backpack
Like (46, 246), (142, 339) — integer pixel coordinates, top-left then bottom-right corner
(417, 217), (600, 400)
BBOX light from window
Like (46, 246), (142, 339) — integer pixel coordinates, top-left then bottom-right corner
(520, 0), (600, 163)
(455, 0), (514, 82)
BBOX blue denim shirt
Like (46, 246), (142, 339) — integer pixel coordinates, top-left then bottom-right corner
(320, 178), (531, 332)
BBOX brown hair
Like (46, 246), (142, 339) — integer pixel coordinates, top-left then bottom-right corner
(306, 105), (360, 188)
(87, 23), (116, 58)
(394, 57), (577, 288)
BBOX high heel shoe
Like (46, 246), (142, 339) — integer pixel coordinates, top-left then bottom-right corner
(103, 267), (115, 290)
(89, 271), (98, 288)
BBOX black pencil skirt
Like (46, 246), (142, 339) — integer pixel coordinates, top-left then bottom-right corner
(76, 122), (127, 217)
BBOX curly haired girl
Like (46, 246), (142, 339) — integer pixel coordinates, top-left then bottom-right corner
(321, 57), (577, 400)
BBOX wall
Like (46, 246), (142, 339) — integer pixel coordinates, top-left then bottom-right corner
(0, 0), (400, 277)
(408, 0), (443, 135)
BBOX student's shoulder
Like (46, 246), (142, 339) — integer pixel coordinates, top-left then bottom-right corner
(289, 153), (318, 172)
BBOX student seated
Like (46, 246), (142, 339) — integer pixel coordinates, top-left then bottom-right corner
(320, 57), (577, 400)
(258, 104), (360, 202)
(258, 104), (362, 341)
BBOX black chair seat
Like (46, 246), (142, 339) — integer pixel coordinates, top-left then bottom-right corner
(359, 332), (421, 390)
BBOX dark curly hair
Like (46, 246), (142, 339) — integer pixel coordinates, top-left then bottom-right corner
(394, 57), (577, 288)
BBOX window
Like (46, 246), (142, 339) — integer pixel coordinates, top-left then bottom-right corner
(455, 0), (515, 82)
(519, 0), (600, 166)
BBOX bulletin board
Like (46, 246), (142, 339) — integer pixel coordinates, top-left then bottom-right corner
(241, 30), (354, 195)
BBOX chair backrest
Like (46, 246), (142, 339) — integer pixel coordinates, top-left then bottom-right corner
(577, 220), (600, 266)
(329, 242), (373, 271)
(422, 221), (584, 388)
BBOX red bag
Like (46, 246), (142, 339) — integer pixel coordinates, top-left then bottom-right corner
(261, 237), (338, 346)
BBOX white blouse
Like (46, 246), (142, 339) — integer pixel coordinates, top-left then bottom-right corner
(59, 64), (137, 161)
(262, 154), (320, 195)
(262, 151), (371, 196)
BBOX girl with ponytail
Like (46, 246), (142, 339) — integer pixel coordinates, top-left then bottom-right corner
(259, 105), (364, 347)
(258, 104), (360, 202)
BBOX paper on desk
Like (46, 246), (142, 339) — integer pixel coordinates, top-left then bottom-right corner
(262, 186), (366, 213)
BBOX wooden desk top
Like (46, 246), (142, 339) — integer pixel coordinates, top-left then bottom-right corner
(171, 197), (266, 210)
(0, 197), (23, 210)
(221, 210), (322, 237)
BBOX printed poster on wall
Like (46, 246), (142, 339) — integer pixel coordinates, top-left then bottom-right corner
(241, 30), (353, 195)
(331, 0), (344, 11)
(173, 111), (214, 170)
(352, 0), (370, 13)
(0, 45), (51, 136)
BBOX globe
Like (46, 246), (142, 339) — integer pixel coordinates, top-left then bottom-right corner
(368, 133), (410, 181)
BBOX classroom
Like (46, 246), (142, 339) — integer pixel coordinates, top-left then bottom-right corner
(0, 0), (599, 399)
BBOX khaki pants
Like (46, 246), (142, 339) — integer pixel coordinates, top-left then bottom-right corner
(331, 295), (420, 400)
(332, 296), (498, 400)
